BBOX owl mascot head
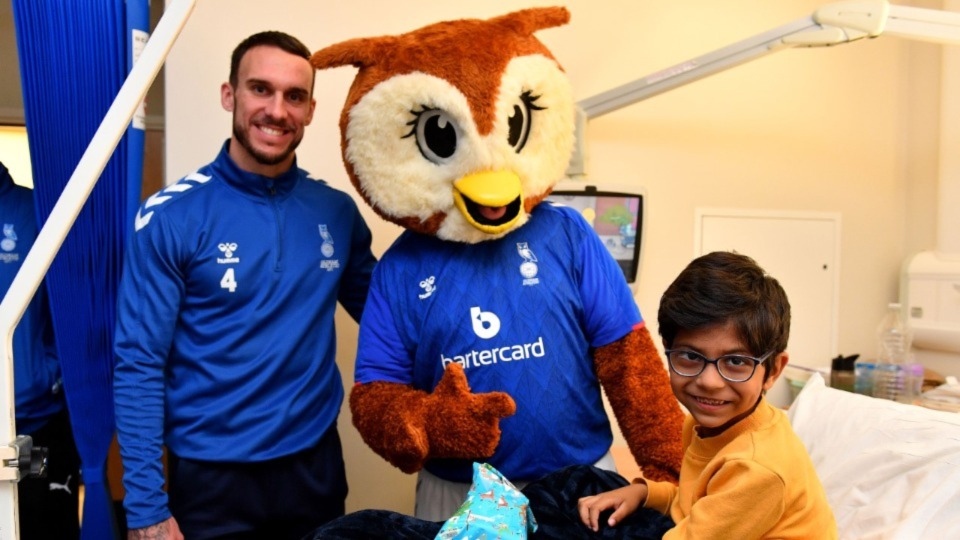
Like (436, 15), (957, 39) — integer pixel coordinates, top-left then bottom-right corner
(312, 7), (683, 513)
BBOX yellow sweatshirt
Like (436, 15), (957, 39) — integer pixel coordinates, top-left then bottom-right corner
(644, 398), (837, 539)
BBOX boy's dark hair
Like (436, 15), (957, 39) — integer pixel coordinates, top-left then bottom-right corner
(658, 251), (790, 370)
(229, 31), (314, 90)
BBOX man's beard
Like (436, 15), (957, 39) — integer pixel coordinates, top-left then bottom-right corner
(233, 116), (302, 166)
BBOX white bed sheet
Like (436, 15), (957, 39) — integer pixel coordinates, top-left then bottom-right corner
(787, 373), (960, 539)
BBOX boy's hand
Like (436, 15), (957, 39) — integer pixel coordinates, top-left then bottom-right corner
(577, 482), (649, 531)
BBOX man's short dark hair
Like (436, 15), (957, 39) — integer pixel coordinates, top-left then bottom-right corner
(229, 31), (313, 90)
(657, 251), (791, 362)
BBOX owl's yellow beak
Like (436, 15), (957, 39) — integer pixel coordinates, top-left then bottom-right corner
(453, 170), (523, 235)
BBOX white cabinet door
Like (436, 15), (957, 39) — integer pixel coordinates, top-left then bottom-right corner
(695, 209), (841, 407)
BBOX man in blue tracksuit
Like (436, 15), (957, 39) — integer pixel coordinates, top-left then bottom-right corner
(113, 31), (377, 540)
(1, 161), (81, 539)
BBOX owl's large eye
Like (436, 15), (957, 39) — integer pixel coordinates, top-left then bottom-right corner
(507, 91), (544, 153)
(404, 106), (460, 164)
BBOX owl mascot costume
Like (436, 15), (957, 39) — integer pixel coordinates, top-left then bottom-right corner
(311, 7), (684, 522)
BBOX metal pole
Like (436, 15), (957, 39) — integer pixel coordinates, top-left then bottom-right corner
(0, 1), (197, 537)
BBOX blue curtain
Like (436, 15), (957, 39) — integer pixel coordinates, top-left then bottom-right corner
(12, 1), (149, 538)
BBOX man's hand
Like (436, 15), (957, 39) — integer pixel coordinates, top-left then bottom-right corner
(577, 483), (648, 532)
(128, 517), (184, 540)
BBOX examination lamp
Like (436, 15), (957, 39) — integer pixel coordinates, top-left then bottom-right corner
(567, 0), (960, 178)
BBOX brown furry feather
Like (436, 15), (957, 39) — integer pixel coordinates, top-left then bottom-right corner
(594, 327), (684, 483)
(350, 363), (516, 474)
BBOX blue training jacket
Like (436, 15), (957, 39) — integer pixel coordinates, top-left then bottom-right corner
(113, 142), (376, 528)
(0, 163), (64, 435)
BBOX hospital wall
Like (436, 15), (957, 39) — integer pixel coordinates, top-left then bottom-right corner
(163, 0), (946, 514)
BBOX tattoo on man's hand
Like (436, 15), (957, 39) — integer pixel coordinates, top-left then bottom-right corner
(130, 523), (166, 540)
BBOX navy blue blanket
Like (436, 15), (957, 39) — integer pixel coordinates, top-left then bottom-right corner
(307, 466), (673, 539)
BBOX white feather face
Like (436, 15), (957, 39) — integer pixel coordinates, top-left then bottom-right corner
(345, 73), (484, 231)
(344, 54), (575, 243)
(485, 54), (575, 205)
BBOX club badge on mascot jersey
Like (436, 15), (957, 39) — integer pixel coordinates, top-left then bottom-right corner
(312, 7), (684, 484)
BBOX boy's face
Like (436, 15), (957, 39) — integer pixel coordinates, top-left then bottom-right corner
(669, 320), (788, 435)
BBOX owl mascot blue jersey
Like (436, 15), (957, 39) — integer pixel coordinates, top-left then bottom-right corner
(357, 202), (643, 482)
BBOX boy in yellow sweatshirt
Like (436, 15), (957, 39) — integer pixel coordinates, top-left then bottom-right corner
(578, 251), (837, 539)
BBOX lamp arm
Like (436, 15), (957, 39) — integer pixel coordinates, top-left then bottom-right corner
(578, 16), (819, 121)
(882, 4), (960, 45)
(566, 0), (960, 178)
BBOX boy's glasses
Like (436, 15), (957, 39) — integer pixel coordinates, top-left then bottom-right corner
(664, 349), (774, 383)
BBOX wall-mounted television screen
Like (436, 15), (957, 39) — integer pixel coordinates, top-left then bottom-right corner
(546, 185), (644, 283)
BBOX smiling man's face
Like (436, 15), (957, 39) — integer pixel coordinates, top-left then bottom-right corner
(221, 44), (316, 177)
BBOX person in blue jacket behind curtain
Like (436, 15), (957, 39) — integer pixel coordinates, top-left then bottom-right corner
(0, 161), (81, 539)
(113, 31), (377, 540)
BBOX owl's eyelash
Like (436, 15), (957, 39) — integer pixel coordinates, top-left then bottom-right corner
(402, 105), (436, 139)
(522, 91), (545, 111)
(402, 94), (542, 139)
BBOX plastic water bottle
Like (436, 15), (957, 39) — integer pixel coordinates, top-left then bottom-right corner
(873, 363), (904, 401)
(872, 302), (912, 401)
(854, 358), (875, 396)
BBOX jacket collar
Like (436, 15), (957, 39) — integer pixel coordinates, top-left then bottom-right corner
(209, 140), (300, 198)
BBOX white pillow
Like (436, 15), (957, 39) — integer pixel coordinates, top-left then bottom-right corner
(787, 373), (960, 540)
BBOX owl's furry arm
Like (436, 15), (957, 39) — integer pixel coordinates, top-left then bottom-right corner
(350, 363), (516, 474)
(594, 326), (684, 483)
